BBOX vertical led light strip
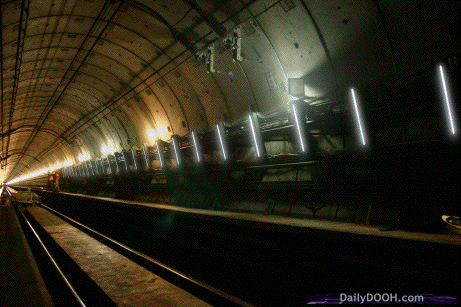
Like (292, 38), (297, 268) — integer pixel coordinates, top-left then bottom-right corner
(155, 140), (164, 168)
(142, 144), (149, 170)
(94, 160), (98, 176)
(350, 88), (367, 146)
(90, 161), (96, 176)
(131, 148), (138, 170)
(105, 157), (112, 174)
(113, 155), (120, 174)
(99, 159), (106, 175)
(172, 137), (181, 167)
(292, 104), (305, 152)
(122, 152), (129, 172)
(83, 163), (89, 177)
(88, 161), (94, 176)
(439, 65), (456, 135)
(192, 131), (201, 163)
(217, 124), (227, 161)
(249, 114), (261, 158)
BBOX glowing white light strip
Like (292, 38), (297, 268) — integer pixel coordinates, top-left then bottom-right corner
(192, 131), (200, 163)
(83, 163), (89, 177)
(292, 104), (305, 152)
(131, 148), (138, 170)
(112, 154), (120, 174)
(92, 161), (98, 175)
(439, 65), (456, 135)
(351, 88), (366, 146)
(172, 137), (181, 166)
(142, 144), (149, 169)
(155, 141), (164, 168)
(105, 157), (112, 174)
(88, 161), (94, 176)
(99, 159), (105, 175)
(217, 124), (227, 161)
(123, 153), (128, 171)
(249, 115), (261, 157)
(92, 161), (98, 176)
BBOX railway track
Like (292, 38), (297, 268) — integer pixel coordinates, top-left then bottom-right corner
(12, 200), (253, 307)
(12, 203), (117, 307)
(30, 191), (461, 306)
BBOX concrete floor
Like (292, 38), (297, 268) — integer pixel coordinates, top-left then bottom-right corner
(27, 206), (211, 307)
(0, 203), (54, 307)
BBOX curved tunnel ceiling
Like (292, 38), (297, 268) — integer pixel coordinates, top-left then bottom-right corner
(1, 0), (460, 182)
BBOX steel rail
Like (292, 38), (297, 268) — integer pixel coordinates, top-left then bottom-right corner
(14, 205), (86, 307)
(38, 201), (255, 307)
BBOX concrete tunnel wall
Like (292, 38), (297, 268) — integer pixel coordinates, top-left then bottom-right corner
(2, 0), (459, 184)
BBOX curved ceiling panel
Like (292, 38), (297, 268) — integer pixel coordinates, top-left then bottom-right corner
(1, 0), (459, 183)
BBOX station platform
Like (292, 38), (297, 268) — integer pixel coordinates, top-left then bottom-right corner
(65, 192), (461, 247)
(23, 190), (461, 304)
(0, 201), (54, 307)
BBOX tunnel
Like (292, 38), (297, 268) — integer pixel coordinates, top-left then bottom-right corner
(1, 0), (461, 306)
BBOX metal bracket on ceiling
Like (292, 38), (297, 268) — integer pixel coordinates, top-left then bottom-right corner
(196, 45), (234, 78)
(222, 26), (243, 62)
(196, 25), (260, 73)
